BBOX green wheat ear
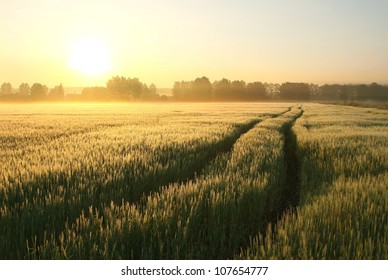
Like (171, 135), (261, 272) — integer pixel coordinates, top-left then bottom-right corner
(0, 103), (386, 260)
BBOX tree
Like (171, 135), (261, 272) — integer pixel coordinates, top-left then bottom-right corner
(107, 76), (129, 97)
(172, 81), (182, 99)
(213, 78), (232, 100)
(279, 82), (310, 100)
(264, 83), (280, 99)
(192, 76), (212, 100)
(31, 83), (48, 99)
(49, 84), (64, 100)
(18, 83), (30, 96)
(106, 76), (148, 99)
(142, 83), (158, 100)
(356, 84), (369, 100)
(319, 84), (341, 100)
(127, 78), (143, 98)
(1, 82), (13, 95)
(339, 85), (350, 102)
(308, 83), (320, 98)
(172, 81), (193, 100)
(230, 80), (246, 100)
(149, 83), (157, 96)
(246, 82), (267, 100)
(368, 83), (387, 100)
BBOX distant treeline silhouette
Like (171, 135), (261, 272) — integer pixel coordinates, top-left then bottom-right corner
(1, 76), (388, 102)
(81, 76), (158, 101)
(0, 82), (65, 101)
(173, 77), (268, 101)
(173, 78), (388, 102)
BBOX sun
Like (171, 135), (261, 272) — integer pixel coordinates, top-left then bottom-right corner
(69, 38), (112, 76)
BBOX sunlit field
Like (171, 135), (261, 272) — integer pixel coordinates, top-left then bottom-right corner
(0, 103), (387, 259)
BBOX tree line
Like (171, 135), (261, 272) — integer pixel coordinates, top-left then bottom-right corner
(173, 77), (268, 101)
(81, 76), (158, 101)
(1, 76), (388, 102)
(0, 77), (158, 102)
(172, 77), (388, 102)
(0, 82), (64, 101)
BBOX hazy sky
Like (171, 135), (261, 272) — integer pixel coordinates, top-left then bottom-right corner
(1, 0), (388, 87)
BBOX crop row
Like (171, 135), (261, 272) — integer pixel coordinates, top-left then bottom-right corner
(241, 104), (388, 259)
(0, 103), (292, 259)
(29, 106), (303, 259)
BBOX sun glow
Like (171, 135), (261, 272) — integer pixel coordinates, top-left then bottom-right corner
(69, 38), (112, 76)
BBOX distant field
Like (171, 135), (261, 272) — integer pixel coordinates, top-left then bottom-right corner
(0, 103), (386, 259)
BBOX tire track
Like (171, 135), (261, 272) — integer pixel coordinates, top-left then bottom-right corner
(283, 108), (304, 210)
(265, 107), (304, 230)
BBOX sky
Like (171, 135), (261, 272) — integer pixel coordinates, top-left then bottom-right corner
(1, 0), (388, 88)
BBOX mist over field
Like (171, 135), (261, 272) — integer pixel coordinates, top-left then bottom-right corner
(1, 0), (387, 263)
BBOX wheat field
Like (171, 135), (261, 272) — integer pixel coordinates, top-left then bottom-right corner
(0, 103), (386, 259)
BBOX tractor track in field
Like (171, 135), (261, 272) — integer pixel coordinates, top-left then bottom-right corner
(266, 107), (304, 229)
(1, 107), (296, 259)
(138, 107), (294, 205)
(283, 109), (304, 210)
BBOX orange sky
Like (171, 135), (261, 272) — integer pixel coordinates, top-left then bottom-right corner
(1, 0), (387, 88)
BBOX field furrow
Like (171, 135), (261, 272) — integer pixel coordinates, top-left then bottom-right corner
(1, 103), (385, 260)
(240, 104), (388, 259)
(0, 103), (292, 259)
(29, 106), (302, 259)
